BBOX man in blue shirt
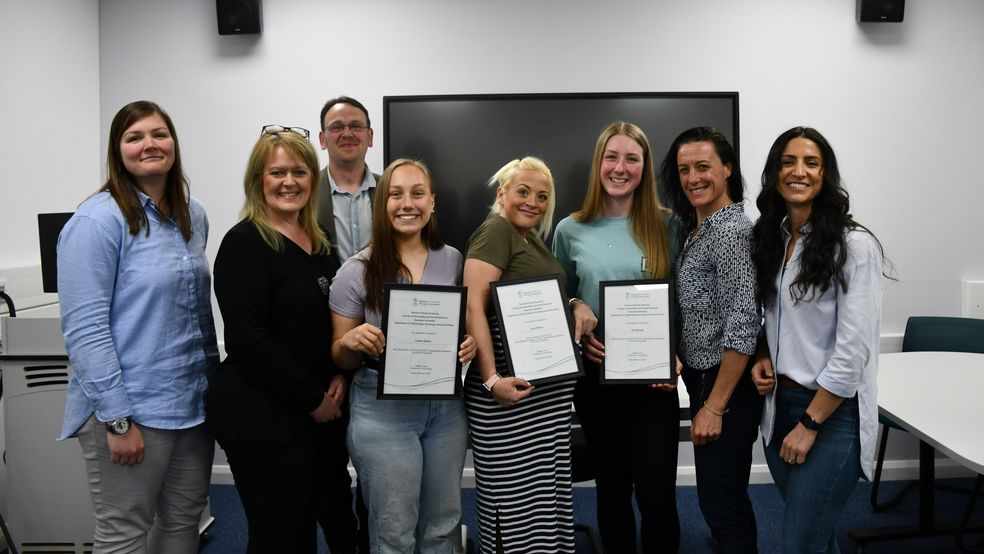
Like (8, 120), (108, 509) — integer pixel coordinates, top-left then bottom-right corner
(316, 95), (377, 553)
(317, 96), (379, 265)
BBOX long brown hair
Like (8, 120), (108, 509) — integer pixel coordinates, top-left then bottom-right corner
(573, 122), (671, 278)
(241, 131), (329, 253)
(363, 159), (444, 312)
(102, 101), (192, 240)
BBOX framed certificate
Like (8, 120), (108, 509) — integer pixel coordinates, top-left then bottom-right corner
(599, 279), (676, 384)
(490, 274), (583, 385)
(378, 283), (467, 399)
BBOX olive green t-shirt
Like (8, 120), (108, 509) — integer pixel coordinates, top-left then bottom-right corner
(466, 215), (566, 295)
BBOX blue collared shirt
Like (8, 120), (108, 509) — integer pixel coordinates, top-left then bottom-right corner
(676, 202), (759, 370)
(57, 191), (218, 439)
(327, 166), (376, 261)
(761, 218), (883, 478)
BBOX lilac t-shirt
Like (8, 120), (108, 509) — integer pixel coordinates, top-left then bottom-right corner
(329, 245), (464, 328)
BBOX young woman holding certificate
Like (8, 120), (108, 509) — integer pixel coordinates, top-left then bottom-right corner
(463, 156), (586, 554)
(750, 127), (885, 552)
(551, 122), (681, 553)
(658, 127), (762, 553)
(330, 159), (476, 553)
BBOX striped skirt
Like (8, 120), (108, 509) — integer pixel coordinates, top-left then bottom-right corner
(464, 318), (576, 553)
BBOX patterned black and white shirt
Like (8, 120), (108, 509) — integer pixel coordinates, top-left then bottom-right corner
(675, 202), (759, 370)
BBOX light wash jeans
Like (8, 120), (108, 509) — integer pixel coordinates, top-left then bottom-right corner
(348, 368), (468, 554)
(76, 416), (213, 554)
(764, 386), (862, 554)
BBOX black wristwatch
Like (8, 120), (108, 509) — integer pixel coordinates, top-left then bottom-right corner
(799, 412), (821, 431)
(105, 417), (132, 436)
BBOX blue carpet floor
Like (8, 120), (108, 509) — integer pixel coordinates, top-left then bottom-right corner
(199, 479), (983, 553)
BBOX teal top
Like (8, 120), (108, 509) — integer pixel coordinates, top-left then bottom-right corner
(551, 213), (680, 315)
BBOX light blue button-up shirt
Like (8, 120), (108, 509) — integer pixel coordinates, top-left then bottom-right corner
(761, 218), (883, 479)
(57, 191), (218, 440)
(327, 168), (376, 261)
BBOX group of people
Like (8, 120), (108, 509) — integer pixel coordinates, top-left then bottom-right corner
(56, 95), (886, 554)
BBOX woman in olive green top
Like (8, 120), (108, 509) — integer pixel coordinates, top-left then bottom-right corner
(462, 157), (578, 554)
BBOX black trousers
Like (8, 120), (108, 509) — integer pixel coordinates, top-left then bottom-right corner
(682, 361), (763, 554)
(222, 425), (356, 553)
(316, 420), (359, 554)
(574, 365), (682, 554)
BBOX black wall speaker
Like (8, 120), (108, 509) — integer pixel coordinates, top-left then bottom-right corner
(216, 0), (262, 35)
(857, 0), (904, 22)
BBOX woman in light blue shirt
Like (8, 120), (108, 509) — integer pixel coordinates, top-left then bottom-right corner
(750, 127), (886, 553)
(57, 101), (218, 552)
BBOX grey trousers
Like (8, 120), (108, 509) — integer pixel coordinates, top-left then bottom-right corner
(76, 416), (213, 554)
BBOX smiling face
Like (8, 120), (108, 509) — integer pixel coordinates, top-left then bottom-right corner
(262, 146), (313, 221)
(677, 140), (733, 219)
(778, 137), (824, 214)
(497, 169), (551, 237)
(386, 164), (435, 238)
(120, 113), (175, 187)
(319, 102), (373, 166)
(600, 134), (644, 201)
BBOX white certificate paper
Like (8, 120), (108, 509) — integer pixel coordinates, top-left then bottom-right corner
(492, 275), (582, 384)
(380, 285), (465, 398)
(601, 280), (674, 383)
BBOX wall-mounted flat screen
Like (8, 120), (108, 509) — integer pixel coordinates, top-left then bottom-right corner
(383, 92), (739, 253)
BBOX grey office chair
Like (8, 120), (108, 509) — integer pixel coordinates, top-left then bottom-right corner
(870, 316), (984, 512)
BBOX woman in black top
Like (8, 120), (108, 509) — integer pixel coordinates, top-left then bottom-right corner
(207, 127), (356, 553)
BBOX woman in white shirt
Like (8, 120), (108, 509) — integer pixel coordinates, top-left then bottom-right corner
(750, 126), (886, 553)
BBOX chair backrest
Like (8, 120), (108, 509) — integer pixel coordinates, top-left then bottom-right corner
(901, 316), (984, 354)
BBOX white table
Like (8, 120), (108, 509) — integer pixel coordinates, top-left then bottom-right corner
(850, 351), (984, 549)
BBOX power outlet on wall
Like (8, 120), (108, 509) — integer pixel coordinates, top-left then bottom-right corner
(961, 279), (984, 319)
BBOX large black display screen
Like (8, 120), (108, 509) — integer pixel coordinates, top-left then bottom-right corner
(383, 93), (739, 252)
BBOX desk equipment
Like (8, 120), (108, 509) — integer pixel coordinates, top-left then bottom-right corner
(1, 316), (93, 553)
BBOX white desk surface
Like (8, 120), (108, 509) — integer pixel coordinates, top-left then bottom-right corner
(878, 351), (984, 474)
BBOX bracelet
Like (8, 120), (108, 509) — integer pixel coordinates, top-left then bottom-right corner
(568, 297), (583, 308)
(702, 400), (729, 416)
(482, 373), (502, 392)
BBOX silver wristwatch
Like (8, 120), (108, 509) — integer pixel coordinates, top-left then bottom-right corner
(105, 417), (131, 435)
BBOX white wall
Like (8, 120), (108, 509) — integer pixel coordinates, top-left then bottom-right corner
(89, 0), (984, 342)
(0, 1), (981, 330)
(2, 0), (982, 333)
(0, 0), (101, 270)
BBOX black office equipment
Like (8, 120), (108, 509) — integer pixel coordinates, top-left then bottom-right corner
(216, 0), (262, 35)
(383, 92), (739, 254)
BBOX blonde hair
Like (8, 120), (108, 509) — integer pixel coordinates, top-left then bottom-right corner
(241, 132), (329, 253)
(573, 122), (671, 278)
(488, 156), (556, 239)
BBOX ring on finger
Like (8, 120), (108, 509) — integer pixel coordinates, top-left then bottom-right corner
(787, 457), (795, 464)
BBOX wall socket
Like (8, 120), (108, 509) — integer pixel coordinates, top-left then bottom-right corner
(961, 279), (984, 319)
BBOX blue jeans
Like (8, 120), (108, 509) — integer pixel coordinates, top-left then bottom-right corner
(764, 386), (862, 554)
(348, 368), (468, 554)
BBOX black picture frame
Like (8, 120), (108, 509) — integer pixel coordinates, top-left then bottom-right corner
(378, 283), (467, 399)
(490, 274), (584, 386)
(599, 279), (677, 385)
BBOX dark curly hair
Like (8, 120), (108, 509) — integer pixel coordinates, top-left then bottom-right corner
(752, 126), (887, 308)
(657, 126), (744, 238)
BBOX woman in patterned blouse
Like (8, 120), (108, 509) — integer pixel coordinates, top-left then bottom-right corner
(658, 127), (762, 553)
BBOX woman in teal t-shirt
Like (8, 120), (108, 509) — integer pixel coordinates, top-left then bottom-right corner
(552, 122), (681, 553)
